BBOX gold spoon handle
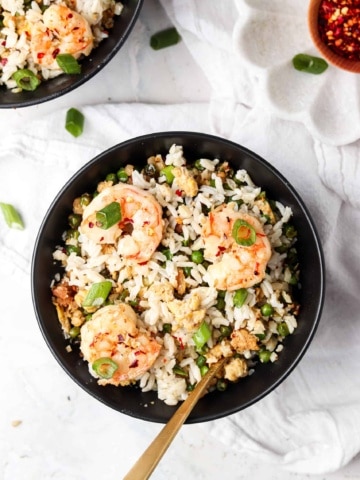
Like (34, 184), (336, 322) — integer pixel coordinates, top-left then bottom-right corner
(122, 359), (225, 480)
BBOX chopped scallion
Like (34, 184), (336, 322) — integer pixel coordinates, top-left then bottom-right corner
(192, 321), (211, 350)
(12, 69), (40, 91)
(0, 203), (24, 230)
(233, 288), (248, 308)
(82, 281), (112, 307)
(92, 357), (118, 379)
(292, 53), (328, 74)
(65, 108), (84, 138)
(96, 202), (122, 229)
(232, 219), (256, 246)
(56, 53), (81, 74)
(160, 165), (175, 184)
(150, 27), (181, 50)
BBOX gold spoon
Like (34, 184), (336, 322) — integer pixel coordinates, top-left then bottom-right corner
(123, 358), (226, 480)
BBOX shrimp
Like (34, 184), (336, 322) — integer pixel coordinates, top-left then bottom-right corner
(30, 4), (93, 69)
(80, 303), (162, 386)
(80, 183), (164, 264)
(202, 204), (271, 291)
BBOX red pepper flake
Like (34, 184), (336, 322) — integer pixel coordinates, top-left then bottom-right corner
(52, 48), (60, 59)
(37, 52), (45, 59)
(1, 58), (8, 66)
(100, 236), (104, 242)
(175, 189), (182, 197)
(129, 359), (139, 368)
(254, 262), (260, 276)
(173, 336), (185, 350)
(216, 246), (226, 257)
(118, 334), (125, 343)
(88, 222), (94, 228)
(67, 13), (73, 18)
(318, 0), (360, 60)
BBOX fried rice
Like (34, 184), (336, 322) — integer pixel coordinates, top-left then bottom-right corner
(51, 144), (300, 406)
(0, 0), (123, 92)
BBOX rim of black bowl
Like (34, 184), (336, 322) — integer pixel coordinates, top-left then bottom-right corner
(31, 131), (325, 424)
(0, 0), (143, 109)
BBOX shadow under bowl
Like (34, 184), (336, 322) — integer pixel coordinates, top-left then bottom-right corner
(31, 131), (325, 424)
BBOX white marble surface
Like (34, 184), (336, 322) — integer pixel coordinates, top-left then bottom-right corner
(1, 1), (360, 479)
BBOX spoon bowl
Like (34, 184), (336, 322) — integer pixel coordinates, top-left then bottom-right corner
(308, 0), (360, 73)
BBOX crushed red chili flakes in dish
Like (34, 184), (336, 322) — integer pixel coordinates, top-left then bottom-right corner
(318, 0), (360, 60)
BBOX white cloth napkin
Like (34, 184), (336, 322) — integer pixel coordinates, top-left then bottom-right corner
(1, 101), (359, 477)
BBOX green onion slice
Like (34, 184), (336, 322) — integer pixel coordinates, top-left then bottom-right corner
(92, 357), (118, 379)
(150, 27), (181, 50)
(56, 53), (81, 74)
(292, 53), (328, 74)
(12, 69), (40, 91)
(160, 165), (175, 184)
(173, 364), (188, 377)
(232, 219), (256, 246)
(233, 288), (248, 308)
(96, 202), (122, 229)
(82, 281), (112, 307)
(192, 321), (211, 350)
(0, 203), (24, 230)
(65, 108), (84, 137)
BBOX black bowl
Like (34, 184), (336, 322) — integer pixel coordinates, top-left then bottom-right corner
(0, 0), (143, 108)
(31, 131), (325, 424)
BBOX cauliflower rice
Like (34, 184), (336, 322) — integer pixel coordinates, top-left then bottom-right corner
(51, 144), (301, 406)
(0, 0), (123, 91)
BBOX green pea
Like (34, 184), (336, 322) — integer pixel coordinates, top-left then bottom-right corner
(79, 193), (91, 207)
(200, 365), (209, 376)
(66, 245), (81, 256)
(277, 322), (290, 337)
(69, 326), (80, 338)
(68, 213), (82, 228)
(194, 159), (205, 171)
(162, 323), (172, 334)
(117, 168), (129, 183)
(66, 229), (80, 240)
(219, 325), (232, 337)
(183, 266), (192, 277)
(105, 173), (118, 184)
(216, 297), (225, 311)
(255, 333), (266, 340)
(196, 355), (207, 368)
(162, 249), (173, 261)
(283, 224), (298, 239)
(216, 379), (228, 391)
(233, 288), (248, 308)
(144, 164), (157, 177)
(191, 250), (204, 264)
(259, 349), (272, 363)
(261, 303), (274, 317)
(119, 289), (129, 302)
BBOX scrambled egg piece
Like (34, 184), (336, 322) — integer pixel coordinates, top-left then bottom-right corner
(224, 357), (248, 381)
(167, 292), (205, 331)
(230, 329), (259, 352)
(172, 167), (198, 197)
